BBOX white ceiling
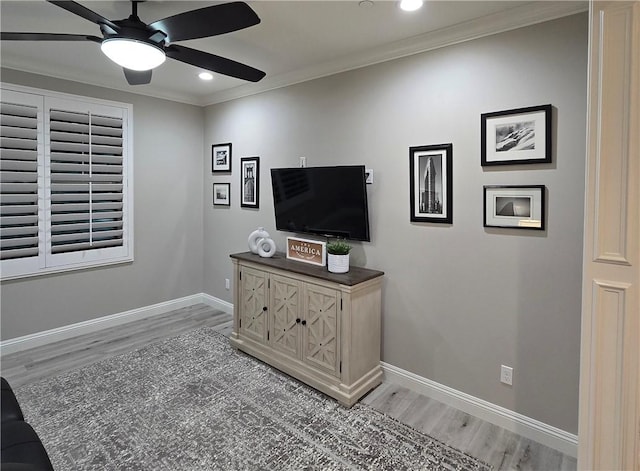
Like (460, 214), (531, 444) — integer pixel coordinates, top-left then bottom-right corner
(0, 1), (587, 106)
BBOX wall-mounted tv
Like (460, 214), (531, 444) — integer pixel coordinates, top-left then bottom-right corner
(270, 165), (371, 242)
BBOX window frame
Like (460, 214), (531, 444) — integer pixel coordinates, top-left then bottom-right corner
(0, 83), (134, 280)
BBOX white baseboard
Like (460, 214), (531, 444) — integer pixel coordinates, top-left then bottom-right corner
(201, 293), (234, 315)
(0, 293), (231, 356)
(381, 362), (578, 457)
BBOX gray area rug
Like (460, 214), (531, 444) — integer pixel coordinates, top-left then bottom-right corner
(15, 327), (491, 470)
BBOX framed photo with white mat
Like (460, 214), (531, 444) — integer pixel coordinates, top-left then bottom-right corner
(481, 105), (552, 166)
(483, 185), (546, 230)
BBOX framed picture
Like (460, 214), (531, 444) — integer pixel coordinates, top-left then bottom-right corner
(409, 143), (453, 224)
(483, 185), (546, 230)
(212, 143), (232, 173)
(240, 156), (260, 208)
(481, 104), (552, 166)
(213, 183), (230, 206)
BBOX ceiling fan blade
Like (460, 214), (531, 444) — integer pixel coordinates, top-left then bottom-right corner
(165, 44), (265, 83)
(47, 0), (120, 33)
(0, 32), (102, 42)
(149, 2), (260, 43)
(123, 68), (152, 86)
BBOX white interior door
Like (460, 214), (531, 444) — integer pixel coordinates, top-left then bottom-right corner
(579, 2), (640, 469)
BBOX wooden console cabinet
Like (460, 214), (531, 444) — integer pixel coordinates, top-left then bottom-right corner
(230, 252), (384, 406)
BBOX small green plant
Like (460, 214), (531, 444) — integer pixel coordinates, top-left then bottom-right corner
(326, 240), (351, 255)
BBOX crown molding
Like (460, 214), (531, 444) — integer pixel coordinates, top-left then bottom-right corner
(0, 58), (202, 106)
(1, 1), (587, 107)
(202, 1), (588, 106)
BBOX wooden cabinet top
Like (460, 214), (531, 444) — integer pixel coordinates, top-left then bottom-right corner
(230, 252), (384, 287)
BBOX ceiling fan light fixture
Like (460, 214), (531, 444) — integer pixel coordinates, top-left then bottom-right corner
(101, 38), (166, 71)
(399, 0), (423, 12)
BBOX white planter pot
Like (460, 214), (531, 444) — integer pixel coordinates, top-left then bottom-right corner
(327, 253), (349, 273)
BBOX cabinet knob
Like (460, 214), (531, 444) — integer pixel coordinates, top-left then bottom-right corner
(301, 320), (307, 326)
(296, 318), (301, 323)
(262, 306), (268, 312)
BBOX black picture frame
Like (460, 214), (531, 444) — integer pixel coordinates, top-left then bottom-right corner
(240, 156), (260, 208)
(481, 104), (552, 166)
(483, 185), (546, 230)
(213, 183), (230, 206)
(212, 143), (232, 173)
(409, 143), (453, 224)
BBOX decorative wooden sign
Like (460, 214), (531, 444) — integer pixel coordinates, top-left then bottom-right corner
(286, 237), (326, 266)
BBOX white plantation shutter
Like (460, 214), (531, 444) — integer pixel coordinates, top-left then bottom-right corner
(0, 84), (133, 279)
(0, 90), (44, 274)
(47, 104), (125, 257)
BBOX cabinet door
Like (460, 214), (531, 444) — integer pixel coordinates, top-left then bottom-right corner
(239, 266), (268, 343)
(302, 283), (340, 376)
(269, 274), (301, 357)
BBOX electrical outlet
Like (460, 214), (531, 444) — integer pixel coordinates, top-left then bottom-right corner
(500, 365), (513, 386)
(225, 278), (230, 290)
(299, 156), (306, 167)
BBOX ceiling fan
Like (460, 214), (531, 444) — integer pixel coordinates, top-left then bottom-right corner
(0, 0), (266, 85)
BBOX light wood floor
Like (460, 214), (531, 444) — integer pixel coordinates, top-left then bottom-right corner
(1, 304), (576, 471)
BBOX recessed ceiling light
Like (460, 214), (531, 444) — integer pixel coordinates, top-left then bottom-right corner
(399, 0), (423, 12)
(199, 72), (214, 81)
(359, 0), (374, 7)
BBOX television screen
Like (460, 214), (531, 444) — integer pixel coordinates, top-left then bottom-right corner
(270, 165), (371, 242)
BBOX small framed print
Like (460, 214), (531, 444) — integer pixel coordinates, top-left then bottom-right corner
(481, 104), (552, 166)
(213, 183), (230, 206)
(212, 143), (232, 173)
(409, 143), (453, 224)
(240, 156), (260, 208)
(484, 185), (546, 230)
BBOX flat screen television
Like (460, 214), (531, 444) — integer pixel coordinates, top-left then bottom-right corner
(270, 165), (371, 242)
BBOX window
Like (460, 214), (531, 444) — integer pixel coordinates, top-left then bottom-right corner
(0, 84), (133, 280)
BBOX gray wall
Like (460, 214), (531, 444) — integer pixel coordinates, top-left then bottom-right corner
(0, 69), (205, 339)
(203, 14), (588, 433)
